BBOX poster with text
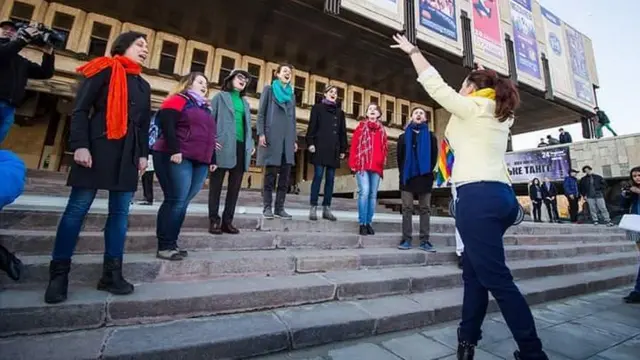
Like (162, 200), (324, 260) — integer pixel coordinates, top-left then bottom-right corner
(419, 0), (458, 41)
(510, 0), (541, 79)
(505, 147), (571, 183)
(472, 0), (503, 61)
(368, 0), (398, 13)
(565, 25), (595, 105)
(540, 7), (574, 97)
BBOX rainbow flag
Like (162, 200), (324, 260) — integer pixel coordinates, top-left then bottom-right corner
(435, 138), (454, 187)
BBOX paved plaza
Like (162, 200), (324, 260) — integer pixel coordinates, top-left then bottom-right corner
(256, 287), (640, 360)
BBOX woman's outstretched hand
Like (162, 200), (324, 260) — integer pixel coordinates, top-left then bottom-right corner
(390, 33), (415, 54)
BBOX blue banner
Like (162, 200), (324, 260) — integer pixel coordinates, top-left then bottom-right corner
(565, 26), (594, 104)
(510, 0), (541, 79)
(506, 146), (571, 183)
(419, 0), (458, 41)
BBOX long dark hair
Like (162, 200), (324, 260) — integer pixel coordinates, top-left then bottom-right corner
(466, 69), (520, 121)
(532, 178), (540, 186)
(110, 31), (146, 56)
(630, 166), (640, 186)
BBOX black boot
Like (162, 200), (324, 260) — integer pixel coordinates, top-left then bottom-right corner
(359, 225), (368, 236)
(97, 258), (134, 295)
(44, 259), (71, 304)
(0, 244), (23, 281)
(457, 328), (475, 360)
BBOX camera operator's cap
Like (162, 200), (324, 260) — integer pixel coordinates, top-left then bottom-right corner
(0, 20), (17, 30)
(223, 69), (251, 87)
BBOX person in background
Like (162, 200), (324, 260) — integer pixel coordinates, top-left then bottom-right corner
(397, 107), (438, 252)
(558, 128), (572, 144)
(594, 107), (617, 139)
(579, 165), (614, 226)
(349, 106), (388, 236)
(541, 177), (559, 223)
(563, 169), (580, 223)
(257, 63), (298, 220)
(537, 138), (547, 148)
(306, 84), (348, 222)
(44, 32), (151, 304)
(546, 135), (560, 145)
(529, 178), (543, 223)
(0, 20), (55, 144)
(208, 69), (254, 235)
(620, 166), (640, 304)
(152, 72), (217, 261)
(390, 33), (549, 360)
(0, 150), (25, 281)
(138, 152), (154, 205)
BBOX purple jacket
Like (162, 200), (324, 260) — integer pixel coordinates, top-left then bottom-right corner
(152, 93), (217, 164)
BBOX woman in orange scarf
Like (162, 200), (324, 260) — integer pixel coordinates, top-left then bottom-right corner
(45, 31), (152, 304)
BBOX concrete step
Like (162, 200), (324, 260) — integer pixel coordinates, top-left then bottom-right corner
(3, 243), (635, 286)
(0, 229), (630, 256)
(0, 265), (636, 359)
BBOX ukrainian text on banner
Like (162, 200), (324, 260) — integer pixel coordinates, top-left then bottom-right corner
(472, 0), (503, 62)
(418, 0), (458, 41)
(510, 0), (541, 79)
(565, 25), (595, 105)
(506, 146), (571, 183)
(540, 6), (573, 97)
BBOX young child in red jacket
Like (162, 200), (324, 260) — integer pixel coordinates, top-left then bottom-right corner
(349, 104), (388, 235)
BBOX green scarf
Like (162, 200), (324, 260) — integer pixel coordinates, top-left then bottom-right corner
(271, 79), (293, 104)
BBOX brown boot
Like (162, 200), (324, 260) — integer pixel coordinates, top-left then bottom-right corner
(221, 223), (240, 234)
(209, 218), (222, 235)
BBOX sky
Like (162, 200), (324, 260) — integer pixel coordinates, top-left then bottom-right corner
(512, 0), (640, 150)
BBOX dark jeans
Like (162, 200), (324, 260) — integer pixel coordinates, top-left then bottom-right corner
(141, 171), (155, 203)
(263, 154), (291, 211)
(52, 187), (133, 260)
(209, 141), (246, 224)
(456, 182), (545, 359)
(154, 153), (209, 251)
(401, 191), (431, 241)
(567, 195), (579, 222)
(532, 200), (542, 222)
(310, 165), (336, 207)
(544, 198), (559, 222)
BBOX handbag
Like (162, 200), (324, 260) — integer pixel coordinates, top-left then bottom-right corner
(618, 214), (640, 233)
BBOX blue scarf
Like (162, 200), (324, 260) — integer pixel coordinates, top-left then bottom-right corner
(272, 79), (293, 104)
(402, 122), (431, 185)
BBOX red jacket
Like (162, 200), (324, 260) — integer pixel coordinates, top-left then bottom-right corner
(348, 120), (388, 177)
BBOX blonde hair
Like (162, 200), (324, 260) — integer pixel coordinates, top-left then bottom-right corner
(170, 72), (209, 97)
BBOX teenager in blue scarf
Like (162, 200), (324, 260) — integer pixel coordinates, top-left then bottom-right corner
(397, 107), (438, 251)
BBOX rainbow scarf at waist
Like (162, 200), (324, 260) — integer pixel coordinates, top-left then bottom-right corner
(435, 138), (454, 187)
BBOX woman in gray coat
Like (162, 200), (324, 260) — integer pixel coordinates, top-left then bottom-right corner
(257, 63), (298, 219)
(208, 69), (255, 234)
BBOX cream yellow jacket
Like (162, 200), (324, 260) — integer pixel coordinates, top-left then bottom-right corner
(417, 67), (512, 185)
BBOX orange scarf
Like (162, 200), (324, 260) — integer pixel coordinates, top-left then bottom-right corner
(76, 56), (142, 140)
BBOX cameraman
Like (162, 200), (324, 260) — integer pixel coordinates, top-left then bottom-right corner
(0, 20), (55, 144)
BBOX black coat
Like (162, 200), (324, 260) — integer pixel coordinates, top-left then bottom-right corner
(559, 132), (572, 144)
(397, 131), (438, 194)
(541, 182), (558, 198)
(0, 38), (54, 106)
(529, 184), (543, 201)
(305, 102), (347, 169)
(66, 68), (151, 192)
(579, 174), (607, 197)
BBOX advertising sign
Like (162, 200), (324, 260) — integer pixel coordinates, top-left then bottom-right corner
(472, 0), (503, 61)
(540, 7), (574, 97)
(419, 0), (458, 41)
(510, 0), (541, 79)
(565, 25), (595, 105)
(506, 146), (571, 183)
(367, 0), (398, 12)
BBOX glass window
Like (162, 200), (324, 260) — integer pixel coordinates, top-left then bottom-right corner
(386, 100), (395, 124)
(246, 63), (261, 94)
(190, 49), (208, 73)
(370, 96), (379, 105)
(159, 41), (178, 75)
(294, 76), (306, 107)
(218, 56), (236, 84)
(51, 12), (74, 50)
(352, 92), (363, 117)
(9, 2), (34, 23)
(401, 104), (410, 126)
(314, 81), (326, 105)
(88, 22), (111, 58)
(336, 87), (345, 109)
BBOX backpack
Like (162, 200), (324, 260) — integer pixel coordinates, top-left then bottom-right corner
(148, 113), (160, 147)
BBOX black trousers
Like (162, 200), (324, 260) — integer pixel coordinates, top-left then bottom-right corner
(567, 196), (579, 222)
(263, 153), (291, 211)
(544, 198), (559, 222)
(141, 171), (155, 203)
(208, 141), (246, 224)
(532, 200), (542, 222)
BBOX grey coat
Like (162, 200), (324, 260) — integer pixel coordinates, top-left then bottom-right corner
(210, 91), (254, 171)
(256, 84), (297, 166)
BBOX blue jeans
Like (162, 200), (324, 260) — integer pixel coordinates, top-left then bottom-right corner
(456, 182), (545, 359)
(52, 188), (133, 260)
(0, 101), (16, 144)
(310, 165), (336, 207)
(154, 153), (208, 251)
(356, 171), (381, 225)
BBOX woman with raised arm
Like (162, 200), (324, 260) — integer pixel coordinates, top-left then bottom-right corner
(391, 34), (548, 360)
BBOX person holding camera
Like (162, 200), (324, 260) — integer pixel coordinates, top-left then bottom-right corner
(0, 20), (55, 144)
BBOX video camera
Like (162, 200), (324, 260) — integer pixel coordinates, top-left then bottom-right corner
(16, 22), (65, 48)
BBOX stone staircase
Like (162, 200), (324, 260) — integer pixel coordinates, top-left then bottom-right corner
(0, 204), (637, 359)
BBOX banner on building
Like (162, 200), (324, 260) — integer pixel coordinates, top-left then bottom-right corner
(365, 0), (399, 12)
(540, 7), (574, 97)
(418, 0), (458, 41)
(565, 25), (595, 105)
(472, 0), (503, 61)
(506, 146), (571, 183)
(510, 0), (541, 79)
